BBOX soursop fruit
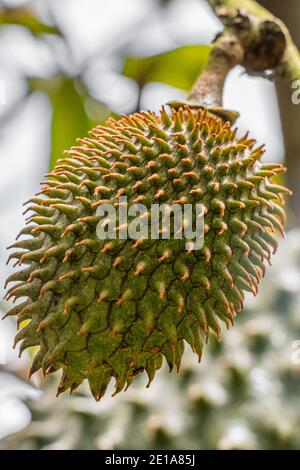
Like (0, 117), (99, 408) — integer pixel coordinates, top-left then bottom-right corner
(4, 107), (290, 400)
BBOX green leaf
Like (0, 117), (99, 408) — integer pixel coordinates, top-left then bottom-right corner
(29, 76), (116, 170)
(123, 45), (211, 91)
(50, 79), (90, 170)
(0, 6), (60, 36)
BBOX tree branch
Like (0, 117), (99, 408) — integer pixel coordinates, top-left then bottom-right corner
(207, 0), (300, 83)
(188, 31), (244, 108)
(169, 31), (243, 123)
(169, 0), (300, 124)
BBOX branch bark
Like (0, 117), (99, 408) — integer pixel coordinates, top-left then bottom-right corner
(173, 0), (300, 123)
(188, 31), (244, 108)
(206, 0), (300, 83)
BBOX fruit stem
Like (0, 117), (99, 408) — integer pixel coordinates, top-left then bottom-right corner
(188, 31), (244, 108)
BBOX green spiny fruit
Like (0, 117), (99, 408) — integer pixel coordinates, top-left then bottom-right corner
(4, 106), (290, 401)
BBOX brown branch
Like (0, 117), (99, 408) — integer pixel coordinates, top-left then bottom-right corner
(169, 31), (243, 123)
(207, 0), (300, 83)
(188, 31), (244, 108)
(170, 0), (300, 124)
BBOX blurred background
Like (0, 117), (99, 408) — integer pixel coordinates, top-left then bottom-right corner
(0, 0), (300, 450)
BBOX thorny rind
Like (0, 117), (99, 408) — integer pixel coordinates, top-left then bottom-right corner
(4, 107), (290, 401)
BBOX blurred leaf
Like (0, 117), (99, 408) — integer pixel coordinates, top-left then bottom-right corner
(28, 76), (115, 170)
(123, 45), (211, 91)
(0, 6), (60, 36)
(84, 96), (112, 128)
(50, 79), (90, 169)
(28, 76), (67, 96)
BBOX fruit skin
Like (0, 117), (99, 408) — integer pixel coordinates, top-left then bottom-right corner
(4, 106), (289, 401)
